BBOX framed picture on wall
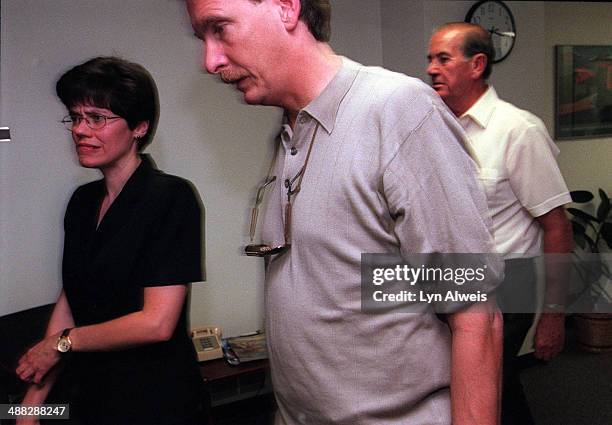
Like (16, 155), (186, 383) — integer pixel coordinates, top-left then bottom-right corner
(555, 45), (612, 140)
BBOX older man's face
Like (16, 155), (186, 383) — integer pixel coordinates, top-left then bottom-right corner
(186, 0), (286, 106)
(427, 28), (474, 112)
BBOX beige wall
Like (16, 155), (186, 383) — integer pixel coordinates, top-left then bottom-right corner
(380, 0), (610, 197)
(544, 2), (612, 197)
(1, 0), (610, 334)
(0, 0), (383, 336)
(381, 1), (548, 117)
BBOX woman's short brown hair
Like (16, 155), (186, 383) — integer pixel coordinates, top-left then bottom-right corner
(56, 56), (159, 151)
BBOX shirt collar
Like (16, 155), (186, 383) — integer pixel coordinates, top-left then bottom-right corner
(460, 86), (498, 129)
(111, 153), (157, 204)
(92, 154), (156, 237)
(302, 57), (361, 134)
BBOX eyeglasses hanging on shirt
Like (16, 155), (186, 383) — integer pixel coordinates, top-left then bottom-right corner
(245, 123), (320, 257)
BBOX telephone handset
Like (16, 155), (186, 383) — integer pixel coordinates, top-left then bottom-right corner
(191, 326), (223, 362)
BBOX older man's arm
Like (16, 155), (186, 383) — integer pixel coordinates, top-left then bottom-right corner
(447, 297), (503, 425)
(533, 206), (573, 360)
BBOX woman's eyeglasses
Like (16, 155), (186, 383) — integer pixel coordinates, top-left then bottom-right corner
(61, 113), (122, 131)
(244, 123), (320, 257)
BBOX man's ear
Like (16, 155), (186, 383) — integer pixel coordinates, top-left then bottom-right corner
(277, 0), (301, 32)
(471, 53), (488, 80)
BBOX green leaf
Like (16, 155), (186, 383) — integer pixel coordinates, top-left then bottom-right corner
(601, 261), (611, 279)
(601, 222), (612, 249)
(567, 208), (598, 223)
(579, 258), (603, 282)
(572, 220), (586, 236)
(571, 220), (587, 250)
(597, 189), (610, 223)
(583, 233), (597, 251)
(570, 190), (594, 203)
(574, 233), (587, 250)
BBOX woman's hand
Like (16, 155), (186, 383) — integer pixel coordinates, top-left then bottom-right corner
(16, 333), (62, 384)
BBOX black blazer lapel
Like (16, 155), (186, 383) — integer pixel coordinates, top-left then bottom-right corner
(91, 156), (154, 259)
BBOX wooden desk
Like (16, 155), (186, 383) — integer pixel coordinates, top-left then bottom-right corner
(199, 358), (274, 425)
(199, 358), (269, 383)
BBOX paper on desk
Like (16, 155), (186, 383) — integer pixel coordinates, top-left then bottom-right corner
(227, 332), (268, 362)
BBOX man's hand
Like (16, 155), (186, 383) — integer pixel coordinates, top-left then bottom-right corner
(534, 312), (565, 361)
(16, 333), (62, 384)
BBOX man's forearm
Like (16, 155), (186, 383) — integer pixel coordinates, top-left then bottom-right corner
(537, 207), (573, 309)
(535, 207), (573, 359)
(448, 298), (503, 425)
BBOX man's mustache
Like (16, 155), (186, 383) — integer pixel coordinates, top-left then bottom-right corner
(220, 70), (248, 84)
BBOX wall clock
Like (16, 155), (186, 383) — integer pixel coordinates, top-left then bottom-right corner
(465, 0), (516, 63)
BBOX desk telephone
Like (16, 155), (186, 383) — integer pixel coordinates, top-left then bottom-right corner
(191, 326), (223, 362)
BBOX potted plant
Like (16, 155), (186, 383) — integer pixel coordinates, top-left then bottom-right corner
(567, 188), (612, 352)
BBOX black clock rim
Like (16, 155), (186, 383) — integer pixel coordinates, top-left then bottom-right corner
(464, 0), (516, 63)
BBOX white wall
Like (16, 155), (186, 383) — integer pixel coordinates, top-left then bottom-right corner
(0, 0), (284, 334)
(380, 0), (610, 194)
(333, 0), (383, 66)
(380, 0), (427, 80)
(2, 0), (610, 335)
(0, 0), (382, 336)
(381, 1), (547, 119)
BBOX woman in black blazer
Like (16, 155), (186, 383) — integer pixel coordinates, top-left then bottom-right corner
(16, 56), (204, 425)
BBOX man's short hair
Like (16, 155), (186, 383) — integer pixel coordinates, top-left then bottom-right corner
(438, 22), (494, 80)
(253, 0), (331, 42)
(299, 0), (331, 42)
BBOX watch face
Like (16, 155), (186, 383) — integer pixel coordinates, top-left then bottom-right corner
(466, 0), (516, 63)
(57, 337), (71, 353)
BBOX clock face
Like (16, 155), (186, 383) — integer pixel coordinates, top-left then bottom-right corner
(466, 0), (516, 63)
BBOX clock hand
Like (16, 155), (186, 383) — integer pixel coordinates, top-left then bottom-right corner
(489, 29), (516, 38)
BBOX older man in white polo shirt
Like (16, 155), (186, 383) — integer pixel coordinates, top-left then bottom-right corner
(428, 22), (574, 425)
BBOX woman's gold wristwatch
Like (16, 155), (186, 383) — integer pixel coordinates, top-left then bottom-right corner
(56, 328), (73, 353)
